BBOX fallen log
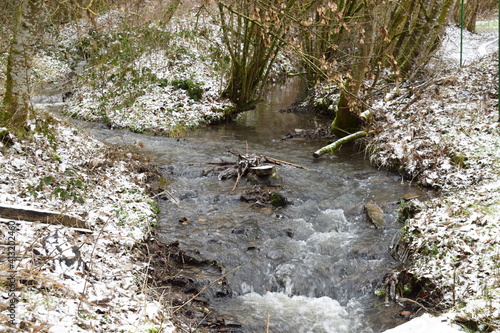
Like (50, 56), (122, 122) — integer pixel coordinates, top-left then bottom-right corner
(0, 204), (88, 229)
(313, 131), (367, 158)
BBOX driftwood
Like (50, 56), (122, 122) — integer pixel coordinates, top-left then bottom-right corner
(313, 131), (367, 158)
(215, 151), (310, 191)
(0, 204), (88, 229)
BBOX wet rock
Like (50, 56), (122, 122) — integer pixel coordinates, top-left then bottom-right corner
(167, 275), (192, 287)
(240, 186), (287, 208)
(364, 203), (385, 228)
(239, 195), (254, 203)
(232, 224), (260, 241)
(246, 172), (283, 185)
(270, 192), (288, 207)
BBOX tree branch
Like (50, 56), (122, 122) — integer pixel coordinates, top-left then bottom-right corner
(313, 130), (367, 158)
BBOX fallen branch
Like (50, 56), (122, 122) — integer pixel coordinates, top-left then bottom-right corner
(264, 157), (312, 171)
(313, 131), (367, 158)
(0, 204), (88, 229)
(153, 189), (179, 206)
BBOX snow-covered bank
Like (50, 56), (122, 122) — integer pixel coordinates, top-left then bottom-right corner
(0, 113), (175, 332)
(60, 10), (293, 135)
(383, 313), (462, 333)
(64, 16), (233, 135)
(0, 7), (293, 332)
(369, 24), (500, 331)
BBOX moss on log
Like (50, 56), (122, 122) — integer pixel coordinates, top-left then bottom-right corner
(313, 130), (367, 158)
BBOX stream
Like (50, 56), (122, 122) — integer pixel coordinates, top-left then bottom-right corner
(39, 79), (426, 332)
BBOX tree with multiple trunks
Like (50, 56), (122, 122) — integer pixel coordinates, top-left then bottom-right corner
(1, 0), (485, 138)
(214, 0), (474, 141)
(0, 0), (114, 131)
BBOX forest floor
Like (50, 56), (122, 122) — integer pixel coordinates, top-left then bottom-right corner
(367, 23), (500, 332)
(0, 4), (499, 333)
(0, 114), (178, 332)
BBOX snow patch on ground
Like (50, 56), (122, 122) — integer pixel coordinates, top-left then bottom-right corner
(64, 15), (233, 134)
(0, 113), (175, 332)
(383, 313), (463, 333)
(373, 24), (500, 331)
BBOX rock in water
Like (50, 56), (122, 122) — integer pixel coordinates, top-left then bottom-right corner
(270, 192), (288, 207)
(364, 203), (385, 228)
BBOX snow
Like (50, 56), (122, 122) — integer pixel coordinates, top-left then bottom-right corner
(374, 24), (500, 332)
(0, 113), (175, 332)
(383, 314), (462, 333)
(437, 22), (499, 67)
(1, 3), (499, 331)
(63, 15), (234, 134)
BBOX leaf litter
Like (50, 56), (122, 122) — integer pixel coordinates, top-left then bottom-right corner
(0, 5), (498, 332)
(0, 113), (175, 332)
(366, 24), (500, 331)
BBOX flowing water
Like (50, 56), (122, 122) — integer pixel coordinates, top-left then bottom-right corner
(44, 79), (426, 332)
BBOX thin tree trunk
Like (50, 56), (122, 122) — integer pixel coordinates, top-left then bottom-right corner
(1, 0), (40, 129)
(331, 1), (376, 137)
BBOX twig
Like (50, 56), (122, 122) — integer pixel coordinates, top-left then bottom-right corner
(153, 189), (179, 206)
(231, 172), (243, 192)
(172, 266), (241, 314)
(397, 297), (433, 313)
(265, 157), (312, 171)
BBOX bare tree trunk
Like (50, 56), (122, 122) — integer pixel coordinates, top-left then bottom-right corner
(331, 0), (376, 137)
(1, 0), (40, 129)
(216, 0), (290, 111)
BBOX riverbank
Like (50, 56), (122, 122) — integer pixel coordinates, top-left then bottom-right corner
(368, 31), (500, 331)
(307, 19), (499, 331)
(1, 4), (499, 332)
(0, 111), (176, 331)
(0, 7), (280, 332)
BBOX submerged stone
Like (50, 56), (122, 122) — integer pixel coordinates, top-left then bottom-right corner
(364, 203), (385, 228)
(269, 192), (288, 207)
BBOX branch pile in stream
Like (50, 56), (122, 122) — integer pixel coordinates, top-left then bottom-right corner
(209, 151), (310, 191)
